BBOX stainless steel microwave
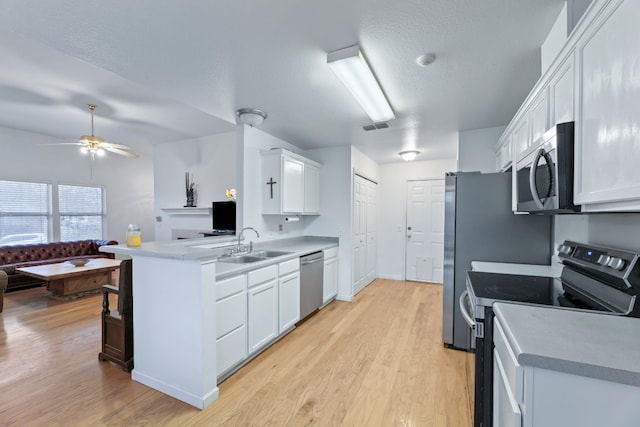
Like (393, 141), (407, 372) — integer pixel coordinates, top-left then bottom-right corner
(515, 121), (580, 214)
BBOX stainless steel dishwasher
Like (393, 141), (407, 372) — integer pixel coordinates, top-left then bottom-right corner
(299, 251), (324, 321)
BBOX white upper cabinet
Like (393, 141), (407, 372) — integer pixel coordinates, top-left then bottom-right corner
(499, 0), (640, 212)
(262, 149), (321, 215)
(495, 134), (512, 172)
(549, 52), (575, 126)
(303, 163), (320, 214)
(574, 0), (640, 211)
(530, 88), (549, 145)
(282, 156), (304, 213)
(511, 113), (530, 161)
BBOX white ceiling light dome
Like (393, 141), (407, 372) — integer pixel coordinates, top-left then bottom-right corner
(415, 53), (436, 67)
(236, 108), (268, 127)
(399, 150), (420, 161)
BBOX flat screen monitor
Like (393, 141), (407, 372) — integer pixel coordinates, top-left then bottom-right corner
(212, 201), (236, 233)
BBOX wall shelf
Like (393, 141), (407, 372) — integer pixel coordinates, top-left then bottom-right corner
(161, 207), (211, 216)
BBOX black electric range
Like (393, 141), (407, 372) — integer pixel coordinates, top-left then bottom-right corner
(464, 240), (640, 427)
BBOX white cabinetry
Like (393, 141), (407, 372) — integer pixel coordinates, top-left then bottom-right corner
(549, 52), (575, 126)
(499, 0), (640, 212)
(574, 0), (640, 211)
(511, 114), (530, 161)
(529, 89), (549, 146)
(494, 313), (640, 427)
(303, 163), (321, 214)
(216, 274), (247, 378)
(278, 258), (300, 333)
(322, 246), (338, 304)
(247, 265), (278, 355)
(495, 134), (512, 172)
(262, 149), (321, 215)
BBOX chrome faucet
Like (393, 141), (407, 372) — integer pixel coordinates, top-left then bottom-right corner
(237, 227), (260, 253)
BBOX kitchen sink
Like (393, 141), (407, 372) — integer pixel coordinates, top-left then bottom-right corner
(219, 255), (266, 264)
(248, 250), (292, 258)
(218, 250), (292, 264)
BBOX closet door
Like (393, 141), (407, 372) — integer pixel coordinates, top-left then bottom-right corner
(353, 174), (377, 296)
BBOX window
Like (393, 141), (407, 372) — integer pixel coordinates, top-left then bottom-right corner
(58, 184), (105, 241)
(0, 180), (50, 246)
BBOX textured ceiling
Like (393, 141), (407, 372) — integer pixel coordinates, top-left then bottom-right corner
(0, 0), (564, 163)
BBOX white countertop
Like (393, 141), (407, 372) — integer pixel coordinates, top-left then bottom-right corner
(494, 302), (640, 387)
(100, 235), (339, 279)
(472, 261), (563, 278)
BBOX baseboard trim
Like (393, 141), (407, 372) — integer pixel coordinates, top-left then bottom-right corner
(132, 370), (219, 410)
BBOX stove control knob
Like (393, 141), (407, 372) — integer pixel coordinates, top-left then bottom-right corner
(607, 257), (625, 271)
(557, 244), (573, 255)
(597, 255), (611, 266)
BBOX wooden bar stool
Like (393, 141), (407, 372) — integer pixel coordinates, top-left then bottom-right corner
(98, 259), (133, 371)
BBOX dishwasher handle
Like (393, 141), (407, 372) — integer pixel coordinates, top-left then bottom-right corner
(459, 290), (476, 330)
(300, 251), (324, 265)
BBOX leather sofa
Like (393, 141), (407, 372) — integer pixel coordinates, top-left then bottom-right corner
(0, 239), (118, 292)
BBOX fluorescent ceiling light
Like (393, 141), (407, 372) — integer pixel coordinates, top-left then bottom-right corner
(327, 45), (395, 122)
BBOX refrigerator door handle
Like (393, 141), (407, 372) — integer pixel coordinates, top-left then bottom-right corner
(459, 290), (476, 330)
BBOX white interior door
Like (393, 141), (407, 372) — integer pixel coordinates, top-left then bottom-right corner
(353, 175), (367, 294)
(365, 179), (377, 286)
(405, 180), (445, 283)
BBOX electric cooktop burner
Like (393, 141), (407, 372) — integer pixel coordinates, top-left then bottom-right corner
(468, 271), (563, 304)
(466, 271), (611, 312)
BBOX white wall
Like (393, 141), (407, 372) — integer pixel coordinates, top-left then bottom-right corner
(377, 158), (457, 280)
(554, 213), (640, 255)
(0, 125), (154, 243)
(458, 126), (505, 173)
(153, 131), (237, 241)
(588, 213), (640, 252)
(305, 146), (353, 300)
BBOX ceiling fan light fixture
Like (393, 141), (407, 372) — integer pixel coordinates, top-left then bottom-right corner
(327, 44), (395, 122)
(236, 108), (268, 127)
(399, 150), (420, 161)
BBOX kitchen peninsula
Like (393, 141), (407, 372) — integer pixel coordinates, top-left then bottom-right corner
(100, 235), (338, 409)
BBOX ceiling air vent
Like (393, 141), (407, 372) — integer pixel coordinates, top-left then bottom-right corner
(362, 121), (390, 131)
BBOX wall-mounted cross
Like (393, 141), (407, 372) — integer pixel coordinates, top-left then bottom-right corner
(266, 177), (278, 199)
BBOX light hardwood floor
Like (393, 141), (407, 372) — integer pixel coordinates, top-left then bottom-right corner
(0, 279), (473, 426)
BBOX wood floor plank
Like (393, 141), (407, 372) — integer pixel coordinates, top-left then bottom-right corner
(0, 279), (473, 426)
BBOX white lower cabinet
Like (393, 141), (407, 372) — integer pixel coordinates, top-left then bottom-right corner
(494, 314), (640, 427)
(323, 247), (338, 304)
(216, 274), (247, 378)
(278, 258), (300, 333)
(247, 265), (279, 355)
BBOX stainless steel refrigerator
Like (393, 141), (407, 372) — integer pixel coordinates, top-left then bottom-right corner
(442, 171), (551, 351)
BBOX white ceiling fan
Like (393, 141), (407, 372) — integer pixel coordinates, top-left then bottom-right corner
(46, 104), (139, 160)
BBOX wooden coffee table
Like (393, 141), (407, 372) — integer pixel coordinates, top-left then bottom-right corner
(16, 258), (122, 296)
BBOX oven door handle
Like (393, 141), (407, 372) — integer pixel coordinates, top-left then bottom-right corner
(529, 147), (554, 209)
(459, 290), (476, 330)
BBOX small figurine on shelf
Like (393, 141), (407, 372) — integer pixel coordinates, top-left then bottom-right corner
(226, 188), (237, 202)
(185, 172), (197, 207)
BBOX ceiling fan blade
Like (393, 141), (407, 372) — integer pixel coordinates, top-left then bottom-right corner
(102, 144), (139, 159)
(102, 141), (133, 150)
(39, 142), (84, 146)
